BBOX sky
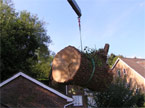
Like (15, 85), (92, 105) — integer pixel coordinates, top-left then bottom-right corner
(12, 0), (145, 58)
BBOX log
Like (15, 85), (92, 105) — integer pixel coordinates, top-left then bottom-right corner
(52, 44), (113, 91)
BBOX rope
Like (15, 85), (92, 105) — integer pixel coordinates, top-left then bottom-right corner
(78, 17), (83, 51)
(85, 58), (95, 86)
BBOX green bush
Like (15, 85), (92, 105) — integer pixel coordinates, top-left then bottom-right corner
(89, 77), (144, 108)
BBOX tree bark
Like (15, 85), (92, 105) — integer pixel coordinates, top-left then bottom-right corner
(52, 44), (113, 91)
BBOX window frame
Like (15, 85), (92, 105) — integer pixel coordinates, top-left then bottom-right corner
(117, 69), (121, 77)
(123, 69), (126, 75)
(72, 95), (83, 106)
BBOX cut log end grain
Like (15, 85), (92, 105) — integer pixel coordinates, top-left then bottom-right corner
(51, 44), (113, 91)
(52, 46), (81, 83)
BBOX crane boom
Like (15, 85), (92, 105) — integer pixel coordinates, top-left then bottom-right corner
(67, 0), (82, 17)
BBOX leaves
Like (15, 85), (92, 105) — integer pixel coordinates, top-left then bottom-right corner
(108, 53), (124, 68)
(83, 46), (104, 67)
(0, 0), (51, 81)
(90, 77), (145, 107)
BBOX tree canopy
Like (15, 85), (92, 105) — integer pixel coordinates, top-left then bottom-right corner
(0, 0), (52, 81)
(107, 53), (124, 68)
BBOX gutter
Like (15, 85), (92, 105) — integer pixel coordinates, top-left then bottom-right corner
(64, 101), (74, 108)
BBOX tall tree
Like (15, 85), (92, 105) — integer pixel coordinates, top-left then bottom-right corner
(31, 46), (53, 80)
(0, 0), (51, 81)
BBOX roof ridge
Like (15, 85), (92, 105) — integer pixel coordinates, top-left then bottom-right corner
(119, 58), (145, 78)
(0, 72), (73, 102)
(121, 57), (145, 60)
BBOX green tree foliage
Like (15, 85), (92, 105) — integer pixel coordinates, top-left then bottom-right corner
(89, 77), (145, 108)
(0, 0), (52, 81)
(83, 46), (107, 68)
(108, 53), (123, 68)
(31, 46), (53, 79)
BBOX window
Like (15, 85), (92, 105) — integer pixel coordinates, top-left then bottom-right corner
(123, 69), (126, 75)
(88, 96), (96, 108)
(117, 69), (121, 77)
(136, 88), (139, 93)
(72, 95), (83, 106)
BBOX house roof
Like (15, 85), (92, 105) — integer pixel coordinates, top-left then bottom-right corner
(112, 58), (145, 78)
(0, 72), (73, 102)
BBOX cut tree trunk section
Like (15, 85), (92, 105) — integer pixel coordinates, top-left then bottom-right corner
(52, 44), (113, 91)
(52, 46), (81, 83)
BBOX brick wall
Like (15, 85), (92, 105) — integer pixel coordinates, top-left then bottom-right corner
(112, 60), (145, 93)
(0, 76), (68, 107)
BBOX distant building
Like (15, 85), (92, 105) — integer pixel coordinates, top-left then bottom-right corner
(111, 58), (145, 92)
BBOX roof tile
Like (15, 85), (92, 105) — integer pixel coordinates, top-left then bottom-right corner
(121, 58), (145, 78)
